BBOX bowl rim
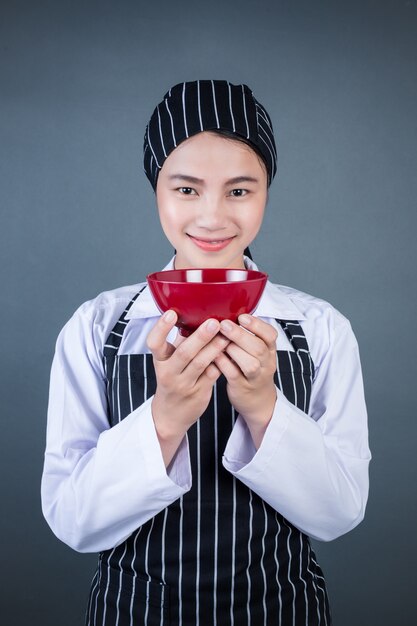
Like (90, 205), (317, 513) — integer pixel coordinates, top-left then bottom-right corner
(147, 268), (268, 285)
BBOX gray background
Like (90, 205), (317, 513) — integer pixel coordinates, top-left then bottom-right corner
(1, 0), (416, 624)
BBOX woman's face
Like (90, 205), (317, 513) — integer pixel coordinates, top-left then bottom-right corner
(156, 131), (268, 270)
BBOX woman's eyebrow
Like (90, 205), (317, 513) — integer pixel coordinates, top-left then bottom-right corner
(168, 174), (259, 185)
(225, 176), (259, 185)
(169, 174), (205, 184)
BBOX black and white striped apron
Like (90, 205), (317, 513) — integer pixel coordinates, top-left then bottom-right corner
(86, 292), (332, 626)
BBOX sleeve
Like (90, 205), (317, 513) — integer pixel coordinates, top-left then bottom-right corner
(41, 305), (191, 553)
(222, 315), (371, 542)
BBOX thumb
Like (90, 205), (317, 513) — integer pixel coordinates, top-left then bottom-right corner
(146, 310), (178, 361)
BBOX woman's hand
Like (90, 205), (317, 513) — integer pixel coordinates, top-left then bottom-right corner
(214, 314), (278, 449)
(147, 310), (230, 466)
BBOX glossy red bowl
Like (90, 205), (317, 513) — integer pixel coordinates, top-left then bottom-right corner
(147, 268), (268, 336)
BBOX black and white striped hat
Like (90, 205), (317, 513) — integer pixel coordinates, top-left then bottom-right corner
(143, 80), (277, 190)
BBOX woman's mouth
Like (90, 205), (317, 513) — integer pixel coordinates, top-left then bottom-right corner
(188, 235), (235, 252)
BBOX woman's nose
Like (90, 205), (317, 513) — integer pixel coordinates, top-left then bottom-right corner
(194, 196), (228, 230)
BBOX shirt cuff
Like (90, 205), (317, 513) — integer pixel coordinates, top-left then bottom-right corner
(166, 434), (192, 490)
(121, 397), (192, 497)
(222, 387), (292, 476)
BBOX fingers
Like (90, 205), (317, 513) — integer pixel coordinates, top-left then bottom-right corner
(219, 315), (278, 358)
(217, 316), (278, 380)
(148, 314), (230, 381)
(214, 351), (241, 381)
(205, 362), (223, 382)
(181, 328), (230, 382)
(238, 315), (278, 348)
(173, 319), (223, 372)
(146, 310), (178, 361)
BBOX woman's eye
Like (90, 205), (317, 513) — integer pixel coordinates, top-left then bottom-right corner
(230, 189), (247, 197)
(178, 187), (196, 195)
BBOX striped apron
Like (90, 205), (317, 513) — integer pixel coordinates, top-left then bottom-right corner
(86, 292), (332, 626)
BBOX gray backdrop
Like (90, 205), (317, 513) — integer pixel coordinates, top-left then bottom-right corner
(1, 0), (416, 624)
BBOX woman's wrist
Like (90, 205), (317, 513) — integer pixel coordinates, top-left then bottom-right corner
(240, 386), (277, 449)
(151, 397), (188, 467)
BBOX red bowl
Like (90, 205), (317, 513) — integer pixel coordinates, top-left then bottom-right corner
(147, 268), (268, 336)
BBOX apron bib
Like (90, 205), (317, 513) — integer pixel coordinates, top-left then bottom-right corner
(86, 292), (332, 626)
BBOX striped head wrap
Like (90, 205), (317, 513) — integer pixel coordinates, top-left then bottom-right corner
(143, 79), (277, 190)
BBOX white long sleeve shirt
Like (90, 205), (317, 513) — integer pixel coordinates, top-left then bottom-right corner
(41, 257), (371, 553)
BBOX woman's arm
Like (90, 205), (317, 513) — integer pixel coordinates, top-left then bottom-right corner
(41, 304), (191, 553)
(222, 314), (371, 542)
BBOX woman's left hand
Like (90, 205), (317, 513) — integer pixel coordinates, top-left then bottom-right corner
(214, 314), (278, 448)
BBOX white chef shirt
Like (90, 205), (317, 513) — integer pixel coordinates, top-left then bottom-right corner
(41, 257), (371, 553)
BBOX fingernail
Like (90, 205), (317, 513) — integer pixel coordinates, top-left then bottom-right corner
(164, 310), (175, 323)
(239, 314), (251, 325)
(220, 320), (232, 332)
(206, 319), (219, 332)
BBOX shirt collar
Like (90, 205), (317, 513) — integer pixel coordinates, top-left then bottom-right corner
(125, 256), (306, 321)
(125, 258), (175, 320)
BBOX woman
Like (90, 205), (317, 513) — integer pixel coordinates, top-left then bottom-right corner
(42, 80), (371, 625)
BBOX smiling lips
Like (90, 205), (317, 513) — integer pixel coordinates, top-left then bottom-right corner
(188, 235), (235, 252)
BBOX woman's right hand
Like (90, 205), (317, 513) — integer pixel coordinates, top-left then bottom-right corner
(146, 310), (229, 466)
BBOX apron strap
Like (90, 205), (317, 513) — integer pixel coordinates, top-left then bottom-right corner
(275, 318), (315, 380)
(103, 287), (146, 357)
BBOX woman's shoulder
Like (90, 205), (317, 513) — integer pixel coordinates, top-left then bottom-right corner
(269, 281), (359, 366)
(79, 281), (147, 316)
(55, 281), (149, 355)
(61, 281), (148, 338)
(270, 280), (351, 327)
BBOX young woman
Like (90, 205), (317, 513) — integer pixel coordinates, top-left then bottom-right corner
(41, 80), (371, 626)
